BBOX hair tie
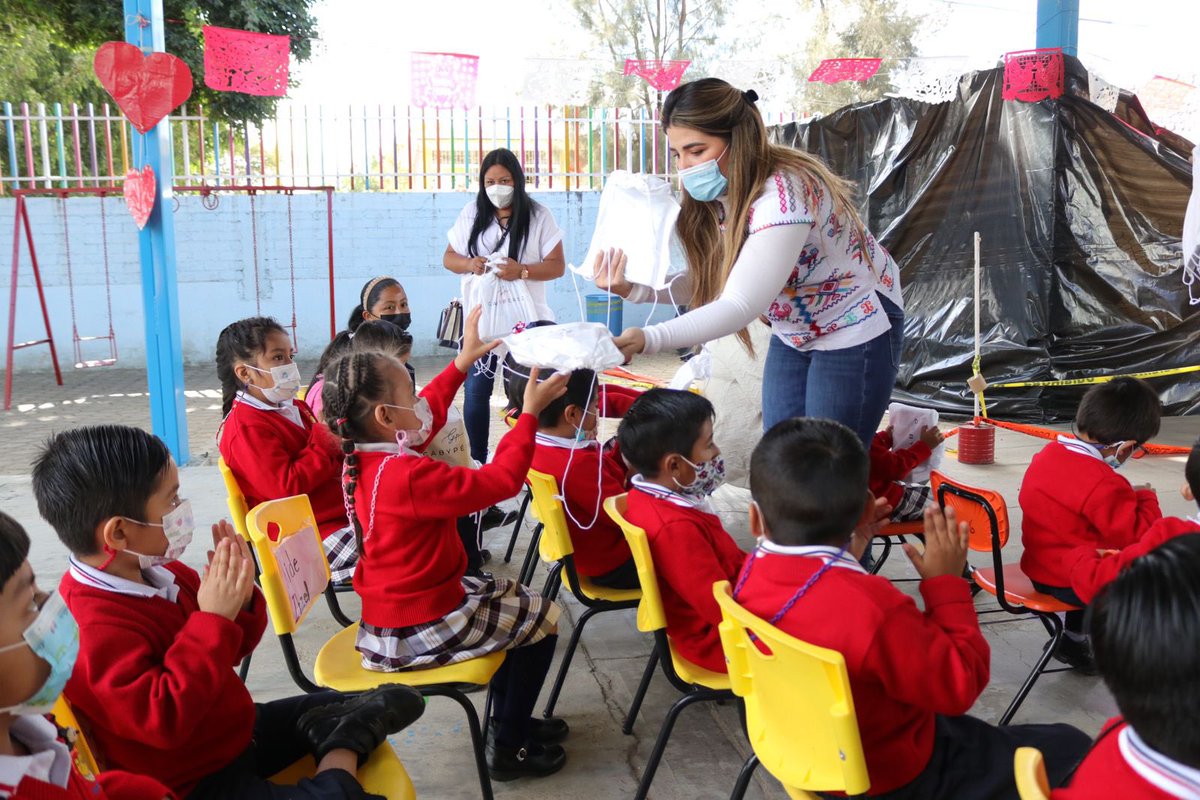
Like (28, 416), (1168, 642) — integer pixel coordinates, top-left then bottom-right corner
(743, 89), (759, 104)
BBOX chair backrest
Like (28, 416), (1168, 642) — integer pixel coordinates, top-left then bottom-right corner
(245, 495), (331, 636)
(713, 581), (871, 797)
(218, 456), (251, 540)
(527, 469), (575, 563)
(1013, 747), (1050, 800)
(51, 695), (102, 778)
(930, 470), (1009, 554)
(605, 494), (667, 633)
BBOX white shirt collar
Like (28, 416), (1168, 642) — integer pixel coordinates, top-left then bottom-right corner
(0, 715), (72, 793)
(630, 474), (715, 514)
(68, 556), (180, 602)
(535, 431), (600, 450)
(1120, 725), (1200, 798)
(754, 540), (868, 573)
(235, 390), (303, 428)
(1057, 434), (1105, 461)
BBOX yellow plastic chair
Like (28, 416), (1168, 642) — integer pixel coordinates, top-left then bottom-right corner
(1014, 747), (1051, 800)
(219, 455), (354, 630)
(54, 694), (416, 798)
(525, 469), (641, 718)
(713, 581), (871, 800)
(246, 495), (503, 800)
(604, 494), (734, 800)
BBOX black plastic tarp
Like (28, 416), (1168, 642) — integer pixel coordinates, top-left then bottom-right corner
(769, 56), (1197, 421)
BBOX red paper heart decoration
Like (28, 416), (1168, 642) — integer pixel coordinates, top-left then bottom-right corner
(94, 42), (194, 134)
(123, 165), (157, 229)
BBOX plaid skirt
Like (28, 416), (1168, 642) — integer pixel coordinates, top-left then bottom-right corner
(322, 525), (358, 585)
(892, 483), (934, 522)
(356, 576), (560, 671)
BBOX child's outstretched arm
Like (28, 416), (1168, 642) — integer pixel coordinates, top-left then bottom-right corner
(1065, 516), (1199, 603)
(416, 305), (502, 444)
(1082, 476), (1163, 550)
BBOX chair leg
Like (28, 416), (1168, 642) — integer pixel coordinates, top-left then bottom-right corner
(542, 604), (601, 718)
(870, 537), (893, 575)
(324, 586), (354, 628)
(634, 690), (724, 800)
(999, 613), (1064, 726)
(431, 687), (495, 800)
(518, 523), (544, 586)
(503, 491), (531, 564)
(623, 648), (659, 734)
(729, 753), (760, 800)
(541, 563), (563, 602)
(237, 651), (252, 682)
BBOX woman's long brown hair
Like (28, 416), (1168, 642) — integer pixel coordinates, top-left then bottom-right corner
(663, 78), (873, 349)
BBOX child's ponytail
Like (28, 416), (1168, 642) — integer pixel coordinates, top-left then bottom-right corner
(215, 316), (287, 417)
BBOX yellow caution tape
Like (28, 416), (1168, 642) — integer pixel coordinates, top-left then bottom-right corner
(988, 364), (1200, 389)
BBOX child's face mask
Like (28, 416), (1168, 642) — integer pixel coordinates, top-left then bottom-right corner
(245, 362), (302, 404)
(120, 499), (195, 569)
(0, 591), (79, 716)
(674, 454), (726, 499)
(381, 398), (434, 448)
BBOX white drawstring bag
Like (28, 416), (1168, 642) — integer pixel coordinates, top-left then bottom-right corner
(570, 170), (687, 290)
(424, 404), (478, 469)
(503, 322), (625, 373)
(886, 402), (944, 483)
(1184, 145), (1200, 305)
(472, 268), (538, 341)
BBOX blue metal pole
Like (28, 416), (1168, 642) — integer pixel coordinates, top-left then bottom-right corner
(124, 0), (189, 463)
(1036, 0), (1079, 56)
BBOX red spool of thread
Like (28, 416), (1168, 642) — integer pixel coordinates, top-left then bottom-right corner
(957, 422), (996, 465)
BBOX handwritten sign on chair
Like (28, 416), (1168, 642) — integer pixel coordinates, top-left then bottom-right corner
(272, 525), (329, 625)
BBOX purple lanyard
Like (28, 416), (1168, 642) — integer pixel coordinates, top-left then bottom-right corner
(733, 543), (850, 625)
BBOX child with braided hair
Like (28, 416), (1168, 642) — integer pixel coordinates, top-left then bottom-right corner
(735, 417), (1090, 798)
(322, 305), (573, 782)
(215, 317), (357, 584)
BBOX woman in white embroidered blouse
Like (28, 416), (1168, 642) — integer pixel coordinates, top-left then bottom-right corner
(594, 78), (905, 448)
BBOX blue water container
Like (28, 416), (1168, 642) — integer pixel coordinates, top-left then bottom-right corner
(585, 293), (623, 337)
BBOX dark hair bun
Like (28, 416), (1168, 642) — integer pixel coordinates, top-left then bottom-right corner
(743, 89), (759, 103)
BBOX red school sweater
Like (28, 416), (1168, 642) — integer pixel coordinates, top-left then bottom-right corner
(868, 430), (932, 508)
(353, 363), (537, 628)
(624, 488), (747, 673)
(58, 563), (267, 797)
(218, 397), (346, 537)
(738, 551), (990, 795)
(1053, 719), (1181, 799)
(1019, 439), (1162, 587)
(1063, 516), (1200, 604)
(8, 769), (174, 800)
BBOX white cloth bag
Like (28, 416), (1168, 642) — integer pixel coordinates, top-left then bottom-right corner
(1184, 145), (1200, 306)
(886, 402), (944, 483)
(469, 268), (539, 341)
(503, 322), (625, 373)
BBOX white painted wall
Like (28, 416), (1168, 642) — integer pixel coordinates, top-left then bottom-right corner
(0, 191), (678, 370)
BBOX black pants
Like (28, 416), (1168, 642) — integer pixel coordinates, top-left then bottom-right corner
(1031, 580), (1088, 635)
(489, 634), (558, 747)
(590, 557), (640, 590)
(188, 692), (382, 800)
(850, 714), (1091, 800)
(457, 513), (484, 574)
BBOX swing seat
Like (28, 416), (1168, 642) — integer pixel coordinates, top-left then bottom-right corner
(73, 333), (117, 369)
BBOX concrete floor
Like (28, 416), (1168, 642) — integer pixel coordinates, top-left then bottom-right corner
(2, 354), (1197, 798)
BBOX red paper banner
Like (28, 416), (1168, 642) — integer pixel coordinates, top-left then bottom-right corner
(93, 42), (193, 134)
(123, 165), (156, 230)
(203, 26), (291, 97)
(1002, 48), (1064, 102)
(623, 59), (691, 92)
(410, 52), (479, 109)
(808, 58), (882, 84)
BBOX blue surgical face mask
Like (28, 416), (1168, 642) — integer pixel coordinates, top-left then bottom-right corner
(677, 146), (729, 202)
(0, 591), (80, 716)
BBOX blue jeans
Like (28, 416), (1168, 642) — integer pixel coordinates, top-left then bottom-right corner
(463, 352), (498, 464)
(761, 294), (904, 450)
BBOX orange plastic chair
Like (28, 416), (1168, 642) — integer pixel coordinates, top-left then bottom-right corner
(930, 471), (1081, 725)
(868, 519), (925, 576)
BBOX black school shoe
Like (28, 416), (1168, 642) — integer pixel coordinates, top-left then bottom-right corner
(1052, 635), (1099, 676)
(486, 739), (567, 781)
(487, 717), (569, 746)
(297, 685), (426, 764)
(481, 505), (519, 531)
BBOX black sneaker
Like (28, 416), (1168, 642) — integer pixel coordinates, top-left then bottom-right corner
(488, 717), (569, 745)
(486, 739), (567, 781)
(1052, 635), (1099, 675)
(481, 506), (519, 531)
(297, 686), (426, 764)
(479, 548), (493, 565)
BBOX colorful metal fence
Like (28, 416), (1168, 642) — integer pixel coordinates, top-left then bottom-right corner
(0, 101), (799, 193)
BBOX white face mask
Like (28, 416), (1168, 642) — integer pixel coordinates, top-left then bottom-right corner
(486, 184), (514, 209)
(0, 592), (79, 716)
(122, 499), (195, 569)
(246, 362), (302, 404)
(381, 398), (434, 448)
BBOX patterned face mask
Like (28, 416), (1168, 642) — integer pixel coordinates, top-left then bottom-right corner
(674, 454), (726, 499)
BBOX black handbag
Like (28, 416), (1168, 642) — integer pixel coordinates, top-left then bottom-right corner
(437, 299), (464, 349)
